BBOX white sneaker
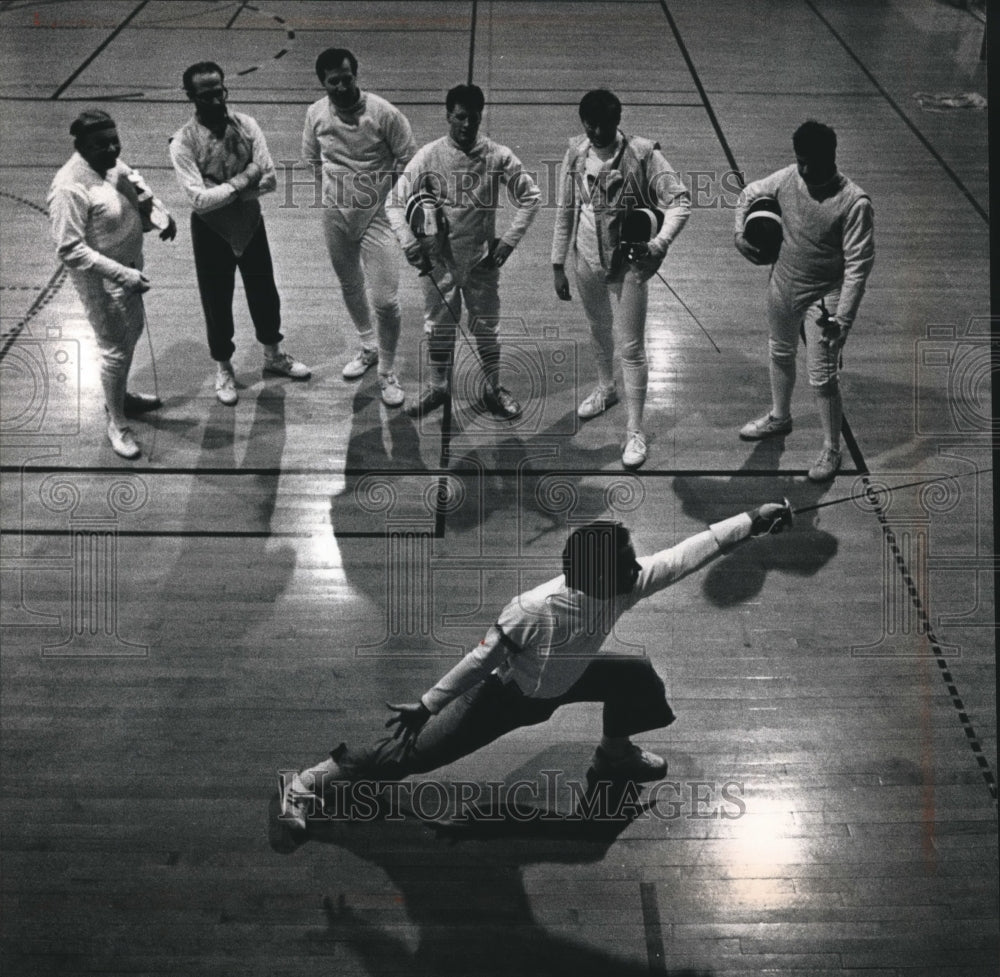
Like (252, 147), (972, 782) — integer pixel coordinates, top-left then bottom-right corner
(739, 411), (792, 441)
(343, 347), (378, 380)
(622, 430), (648, 469)
(279, 773), (316, 833)
(106, 421), (140, 459)
(590, 744), (667, 783)
(264, 350), (311, 380)
(215, 364), (238, 405)
(808, 447), (842, 482)
(577, 384), (619, 420)
(378, 372), (405, 407)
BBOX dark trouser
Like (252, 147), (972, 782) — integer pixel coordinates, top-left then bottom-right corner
(190, 214), (283, 362)
(334, 657), (676, 781)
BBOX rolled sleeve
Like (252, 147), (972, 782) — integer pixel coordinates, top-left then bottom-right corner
(169, 134), (239, 213)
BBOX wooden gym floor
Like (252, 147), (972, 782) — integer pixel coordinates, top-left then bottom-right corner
(0, 1), (995, 975)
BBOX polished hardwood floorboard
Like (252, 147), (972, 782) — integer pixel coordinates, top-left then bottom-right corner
(0, 2), (995, 975)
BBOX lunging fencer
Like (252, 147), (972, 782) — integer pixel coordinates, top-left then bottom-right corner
(734, 120), (875, 483)
(303, 47), (417, 405)
(169, 61), (311, 407)
(385, 84), (541, 420)
(551, 89), (691, 470)
(278, 500), (794, 835)
(48, 110), (177, 460)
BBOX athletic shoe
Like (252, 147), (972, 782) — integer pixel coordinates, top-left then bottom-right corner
(406, 385), (449, 418)
(808, 446), (842, 483)
(279, 773), (316, 833)
(215, 364), (238, 406)
(124, 392), (162, 416)
(264, 350), (311, 380)
(589, 744), (667, 783)
(483, 385), (522, 420)
(739, 412), (792, 441)
(106, 421), (140, 459)
(378, 372), (405, 408)
(577, 384), (619, 420)
(622, 430), (648, 469)
(342, 347), (378, 380)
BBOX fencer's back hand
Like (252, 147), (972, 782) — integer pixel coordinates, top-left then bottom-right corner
(627, 241), (665, 283)
(553, 266), (571, 301)
(819, 316), (850, 351)
(749, 499), (794, 537)
(385, 701), (431, 751)
(734, 233), (766, 266)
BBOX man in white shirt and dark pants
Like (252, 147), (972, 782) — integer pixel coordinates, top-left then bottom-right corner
(170, 61), (310, 406)
(279, 499), (793, 833)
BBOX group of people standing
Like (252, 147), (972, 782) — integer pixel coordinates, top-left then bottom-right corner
(48, 47), (873, 479)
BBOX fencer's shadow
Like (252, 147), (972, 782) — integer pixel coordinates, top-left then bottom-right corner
(272, 746), (713, 977)
(442, 406), (624, 539)
(121, 337), (204, 460)
(673, 440), (838, 606)
(152, 383), (297, 637)
(329, 392), (630, 634)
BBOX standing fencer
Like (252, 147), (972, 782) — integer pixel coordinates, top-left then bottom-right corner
(48, 110), (177, 459)
(303, 47), (417, 405)
(278, 500), (793, 834)
(170, 61), (311, 406)
(734, 120), (875, 482)
(551, 89), (691, 470)
(386, 84), (541, 420)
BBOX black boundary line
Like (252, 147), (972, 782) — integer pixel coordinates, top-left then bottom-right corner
(0, 266), (67, 361)
(639, 882), (667, 975)
(860, 472), (997, 803)
(990, 0), (999, 811)
(0, 464), (859, 478)
(467, 0), (478, 86)
(224, 0), (249, 30)
(661, 0), (995, 804)
(50, 0), (150, 100)
(803, 0), (987, 225)
(657, 0), (742, 180)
